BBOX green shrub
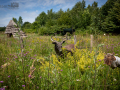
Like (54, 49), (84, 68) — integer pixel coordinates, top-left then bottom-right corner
(0, 27), (6, 31)
(24, 29), (35, 33)
(38, 27), (49, 35)
(38, 26), (58, 35)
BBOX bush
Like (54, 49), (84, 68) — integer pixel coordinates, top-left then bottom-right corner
(38, 26), (60, 35)
(75, 29), (87, 36)
(24, 29), (35, 33)
(0, 27), (6, 31)
(38, 27), (50, 35)
(86, 26), (104, 35)
(75, 27), (105, 36)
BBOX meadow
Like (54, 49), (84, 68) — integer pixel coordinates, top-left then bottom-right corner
(0, 31), (120, 90)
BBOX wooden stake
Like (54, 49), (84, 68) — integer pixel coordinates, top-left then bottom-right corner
(90, 35), (93, 48)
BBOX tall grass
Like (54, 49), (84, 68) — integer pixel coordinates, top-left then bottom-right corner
(0, 32), (120, 90)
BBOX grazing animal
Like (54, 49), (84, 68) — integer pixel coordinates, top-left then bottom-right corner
(104, 53), (120, 69)
(51, 36), (74, 58)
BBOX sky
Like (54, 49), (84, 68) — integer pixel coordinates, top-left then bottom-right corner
(0, 0), (107, 27)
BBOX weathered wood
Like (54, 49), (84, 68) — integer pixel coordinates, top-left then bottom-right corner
(74, 35), (77, 49)
(90, 35), (93, 48)
(74, 35), (77, 45)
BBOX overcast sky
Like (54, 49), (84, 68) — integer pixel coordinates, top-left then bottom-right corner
(0, 0), (107, 27)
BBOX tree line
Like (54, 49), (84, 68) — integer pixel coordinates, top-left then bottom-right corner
(12, 0), (120, 35)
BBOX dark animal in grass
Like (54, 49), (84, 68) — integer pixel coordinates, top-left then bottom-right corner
(51, 36), (74, 59)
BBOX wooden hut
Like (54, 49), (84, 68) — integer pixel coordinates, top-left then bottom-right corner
(5, 20), (27, 38)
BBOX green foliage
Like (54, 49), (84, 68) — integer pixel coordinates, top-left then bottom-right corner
(72, 9), (91, 29)
(57, 12), (72, 26)
(38, 24), (73, 35)
(86, 26), (104, 35)
(22, 22), (31, 29)
(81, 10), (91, 28)
(12, 17), (17, 24)
(75, 26), (104, 35)
(45, 19), (57, 27)
(0, 27), (6, 31)
(24, 29), (35, 33)
(101, 0), (117, 17)
(102, 0), (120, 33)
(12, 16), (23, 27)
(92, 1), (98, 9)
(69, 0), (92, 30)
(47, 9), (56, 19)
(72, 1), (82, 13)
(38, 27), (50, 35)
(31, 21), (40, 33)
(87, 4), (93, 14)
(50, 25), (60, 34)
(18, 16), (23, 27)
(38, 25), (60, 35)
(90, 2), (103, 32)
(35, 11), (47, 26)
(55, 8), (64, 19)
(24, 24), (31, 29)
(81, 0), (86, 11)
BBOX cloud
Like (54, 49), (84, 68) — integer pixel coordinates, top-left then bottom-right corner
(10, 0), (39, 9)
(36, 10), (38, 12)
(42, 0), (53, 6)
(0, 17), (13, 27)
(53, 0), (65, 5)
(87, 0), (98, 2)
(6, 0), (76, 11)
(0, 0), (77, 27)
(0, 10), (39, 27)
(19, 11), (39, 23)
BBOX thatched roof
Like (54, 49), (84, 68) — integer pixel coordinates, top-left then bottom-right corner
(5, 20), (27, 38)
(7, 20), (17, 27)
(5, 20), (18, 34)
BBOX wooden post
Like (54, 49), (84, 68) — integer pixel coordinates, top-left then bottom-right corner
(108, 35), (109, 41)
(74, 35), (77, 68)
(90, 35), (93, 48)
(74, 35), (76, 44)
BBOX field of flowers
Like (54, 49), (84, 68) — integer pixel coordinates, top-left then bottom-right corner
(0, 32), (120, 90)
